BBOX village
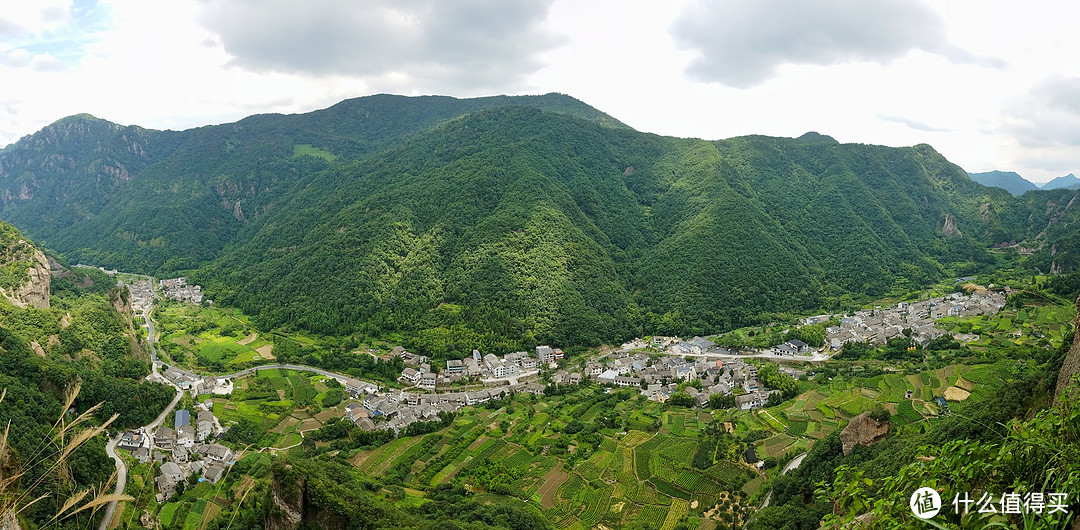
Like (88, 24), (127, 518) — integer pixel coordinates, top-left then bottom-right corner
(125, 284), (1008, 504)
(334, 343), (803, 437)
(114, 397), (234, 504)
(337, 289), (1007, 436)
(159, 277), (207, 305)
(815, 287), (1008, 349)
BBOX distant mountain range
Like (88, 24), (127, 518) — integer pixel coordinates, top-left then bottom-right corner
(3, 93), (1080, 348)
(1040, 173), (1080, 190)
(969, 170), (1080, 195)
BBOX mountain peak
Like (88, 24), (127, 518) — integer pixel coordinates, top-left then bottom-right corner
(968, 170), (1038, 196)
(1040, 173), (1080, 190)
(796, 131), (838, 145)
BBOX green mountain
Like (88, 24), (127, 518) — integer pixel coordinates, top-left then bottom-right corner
(0, 93), (1074, 352)
(0, 94), (626, 272)
(1040, 172), (1080, 190)
(968, 170), (1038, 195)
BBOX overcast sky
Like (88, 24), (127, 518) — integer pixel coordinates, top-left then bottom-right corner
(2, 0), (1078, 183)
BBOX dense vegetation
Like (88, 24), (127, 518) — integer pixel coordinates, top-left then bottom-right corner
(6, 94), (1080, 358)
(752, 325), (1072, 529)
(0, 226), (173, 528)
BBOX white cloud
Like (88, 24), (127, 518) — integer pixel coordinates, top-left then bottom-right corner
(196, 0), (562, 94)
(669, 0), (1003, 88)
(0, 1), (73, 38)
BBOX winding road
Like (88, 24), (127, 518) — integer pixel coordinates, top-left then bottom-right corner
(758, 452), (808, 510)
(98, 294), (378, 529)
(99, 306), (181, 530)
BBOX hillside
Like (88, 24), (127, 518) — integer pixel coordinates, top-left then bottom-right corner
(968, 170), (1038, 195)
(195, 107), (1012, 350)
(3, 93), (1080, 352)
(0, 222), (50, 309)
(0, 224), (174, 528)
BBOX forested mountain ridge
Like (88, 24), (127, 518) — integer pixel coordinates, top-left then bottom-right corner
(0, 93), (625, 272)
(193, 106), (1014, 351)
(3, 94), (1080, 354)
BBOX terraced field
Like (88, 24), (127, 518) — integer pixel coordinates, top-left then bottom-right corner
(342, 357), (1015, 528)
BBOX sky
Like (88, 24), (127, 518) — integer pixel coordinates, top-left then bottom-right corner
(1, 0), (1078, 183)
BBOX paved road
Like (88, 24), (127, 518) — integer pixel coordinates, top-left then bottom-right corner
(221, 363), (368, 383)
(674, 349), (833, 362)
(759, 452), (809, 510)
(99, 300), (183, 530)
(481, 369), (540, 386)
(98, 300), (382, 529)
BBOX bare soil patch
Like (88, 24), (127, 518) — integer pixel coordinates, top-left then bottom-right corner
(350, 450), (373, 468)
(537, 466), (569, 509)
(256, 344), (275, 359)
(956, 377), (974, 391)
(944, 387), (971, 402)
(197, 502), (221, 530)
(237, 333), (258, 345)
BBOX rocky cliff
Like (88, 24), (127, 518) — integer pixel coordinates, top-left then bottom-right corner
(110, 286), (148, 361)
(1055, 292), (1080, 401)
(839, 412), (890, 455)
(15, 249), (49, 309)
(0, 229), (49, 309)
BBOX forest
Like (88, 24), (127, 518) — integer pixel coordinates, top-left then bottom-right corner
(2, 94), (1080, 358)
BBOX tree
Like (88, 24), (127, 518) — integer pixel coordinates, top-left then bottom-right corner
(709, 393), (735, 410)
(667, 392), (695, 407)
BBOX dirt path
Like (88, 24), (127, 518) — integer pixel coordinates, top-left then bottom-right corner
(760, 410), (785, 431)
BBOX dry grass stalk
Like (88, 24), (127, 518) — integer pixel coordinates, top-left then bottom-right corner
(0, 383), (131, 528)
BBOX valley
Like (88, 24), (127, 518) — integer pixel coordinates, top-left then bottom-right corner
(85, 266), (1073, 530)
(1, 94), (1080, 529)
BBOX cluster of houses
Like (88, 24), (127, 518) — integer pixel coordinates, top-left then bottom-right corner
(160, 277), (206, 305)
(119, 279), (154, 314)
(161, 367), (231, 396)
(397, 345), (562, 389)
(116, 403), (234, 502)
(582, 351), (803, 410)
(816, 290), (1008, 349)
(343, 381), (546, 434)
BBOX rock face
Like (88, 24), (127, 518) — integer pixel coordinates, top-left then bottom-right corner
(1055, 292), (1080, 401)
(111, 288), (149, 361)
(839, 412), (890, 456)
(942, 214), (963, 238)
(0, 247), (49, 310)
(268, 479), (303, 530)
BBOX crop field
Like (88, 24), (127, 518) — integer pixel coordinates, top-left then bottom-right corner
(213, 369), (336, 448)
(339, 390), (763, 529)
(156, 303), (273, 371)
(138, 291), (1067, 529)
(878, 374), (909, 402)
